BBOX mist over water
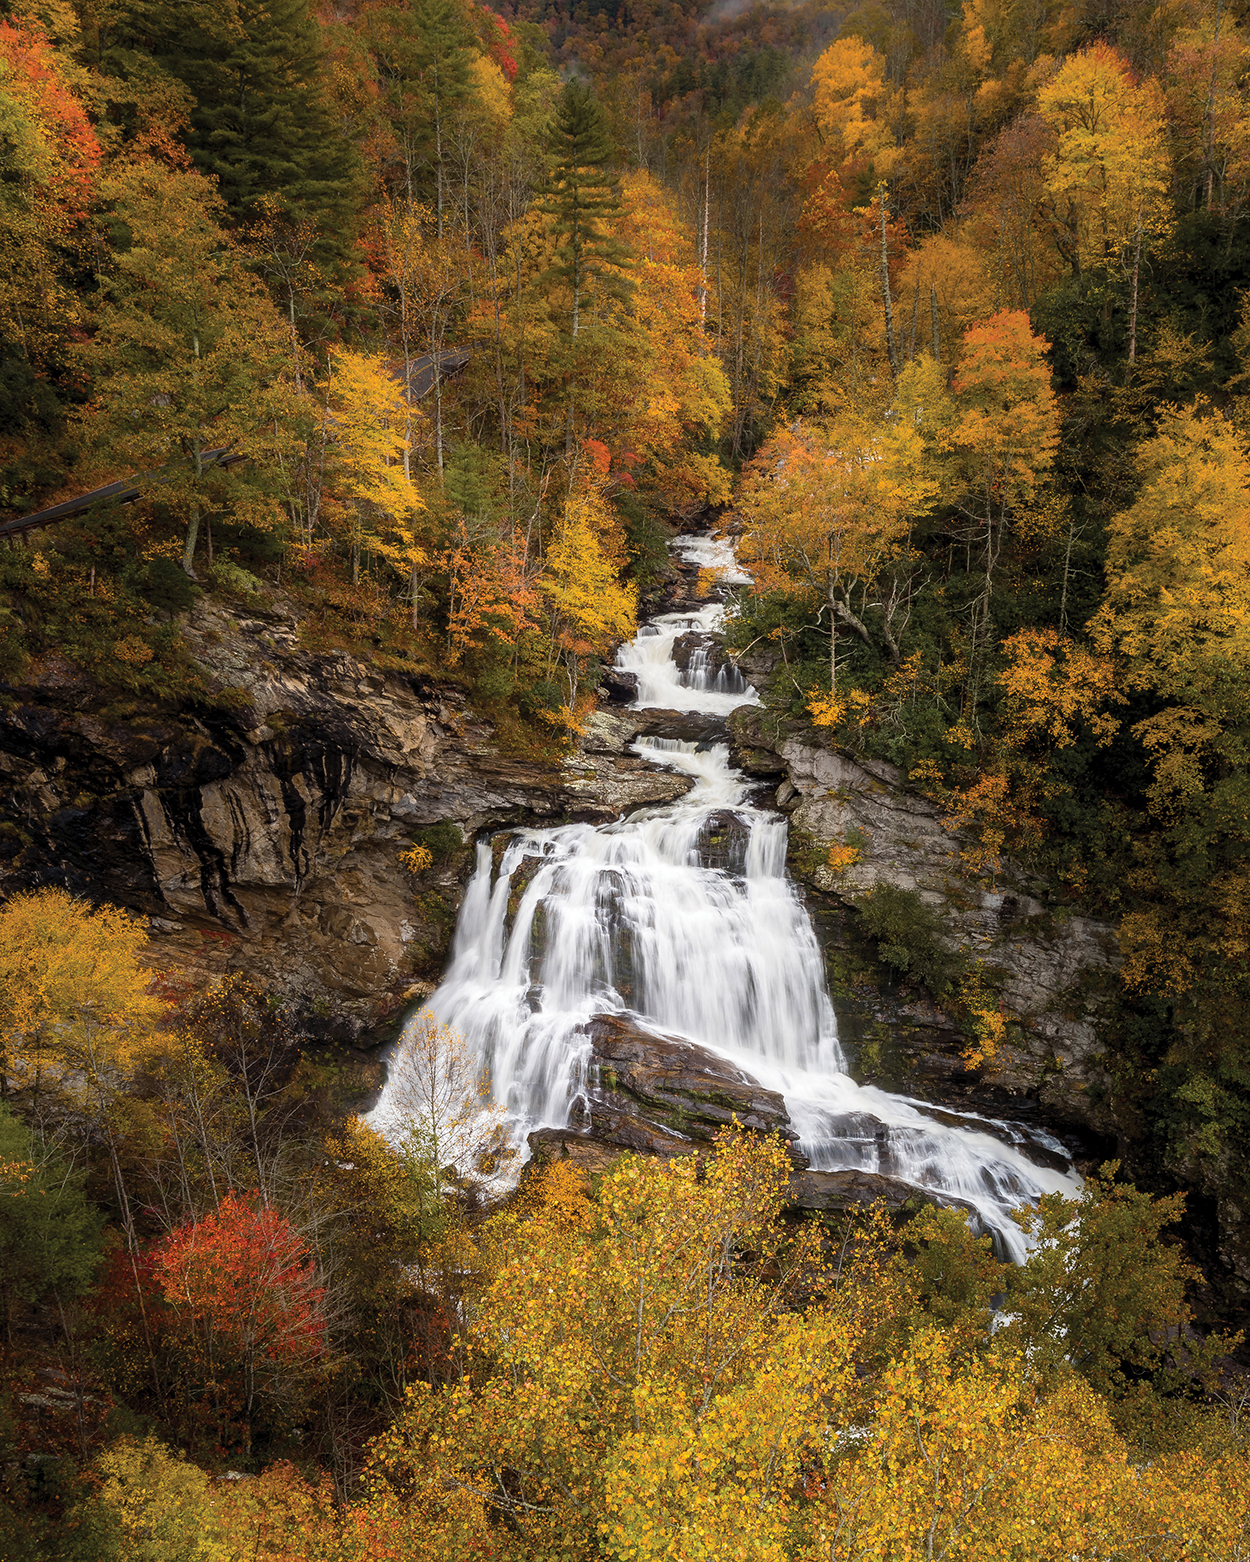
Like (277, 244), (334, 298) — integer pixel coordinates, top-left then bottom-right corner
(382, 534), (1079, 1260)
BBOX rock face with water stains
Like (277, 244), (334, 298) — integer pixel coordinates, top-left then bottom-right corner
(0, 597), (692, 1031)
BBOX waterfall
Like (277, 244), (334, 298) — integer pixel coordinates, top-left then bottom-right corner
(379, 534), (1080, 1261)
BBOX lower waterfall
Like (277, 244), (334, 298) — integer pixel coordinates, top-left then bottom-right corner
(379, 537), (1080, 1261)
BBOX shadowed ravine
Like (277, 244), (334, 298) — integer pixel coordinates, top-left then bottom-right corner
(379, 534), (1080, 1260)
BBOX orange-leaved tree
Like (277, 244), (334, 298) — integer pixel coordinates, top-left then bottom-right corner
(0, 15), (101, 373)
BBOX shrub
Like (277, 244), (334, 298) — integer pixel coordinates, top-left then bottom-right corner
(855, 884), (961, 999)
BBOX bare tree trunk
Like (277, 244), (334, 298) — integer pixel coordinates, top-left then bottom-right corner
(907, 279), (921, 361)
(878, 184), (899, 377)
(931, 284), (941, 363)
(1128, 218), (1143, 366)
(700, 146), (710, 325)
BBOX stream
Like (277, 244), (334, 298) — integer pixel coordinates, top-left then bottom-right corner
(380, 533), (1079, 1260)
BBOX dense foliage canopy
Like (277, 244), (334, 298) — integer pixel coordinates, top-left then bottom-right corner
(5, 0), (1250, 1552)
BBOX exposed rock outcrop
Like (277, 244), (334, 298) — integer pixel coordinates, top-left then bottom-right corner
(0, 598), (692, 1031)
(730, 707), (1120, 1137)
(628, 709), (727, 745)
(580, 1012), (798, 1147)
(528, 1013), (989, 1220)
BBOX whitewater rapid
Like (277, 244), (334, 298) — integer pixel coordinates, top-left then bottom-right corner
(379, 533), (1079, 1260)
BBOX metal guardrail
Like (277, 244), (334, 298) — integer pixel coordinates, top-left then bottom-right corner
(0, 448), (246, 542)
(0, 348), (474, 544)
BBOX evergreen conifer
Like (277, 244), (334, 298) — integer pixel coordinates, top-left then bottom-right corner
(143, 0), (360, 295)
(538, 82), (632, 336)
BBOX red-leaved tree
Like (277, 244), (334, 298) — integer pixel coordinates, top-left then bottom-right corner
(152, 1192), (327, 1455)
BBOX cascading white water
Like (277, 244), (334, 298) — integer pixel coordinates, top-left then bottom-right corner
(380, 532), (1080, 1260)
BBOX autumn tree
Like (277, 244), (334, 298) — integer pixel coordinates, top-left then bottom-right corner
(367, 1133), (835, 1557)
(79, 158), (299, 577)
(540, 481), (637, 714)
(738, 373), (942, 687)
(371, 200), (473, 477)
(1036, 44), (1172, 360)
(152, 1190), (327, 1456)
(1165, 4), (1250, 215)
(318, 348), (427, 602)
(810, 36), (894, 171)
(378, 1011), (506, 1199)
(1090, 403), (1250, 1020)
(944, 310), (1059, 693)
(0, 16), (100, 371)
(0, 886), (160, 1104)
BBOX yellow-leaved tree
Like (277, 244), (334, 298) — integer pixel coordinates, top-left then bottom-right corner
(0, 886), (165, 1367)
(292, 348), (429, 618)
(541, 483), (637, 718)
(0, 886), (160, 1101)
(945, 310), (1060, 696)
(810, 36), (896, 170)
(613, 172), (732, 512)
(364, 1133), (844, 1561)
(738, 364), (945, 688)
(353, 1134), (1250, 1562)
(1036, 42), (1172, 361)
(1091, 402), (1250, 1003)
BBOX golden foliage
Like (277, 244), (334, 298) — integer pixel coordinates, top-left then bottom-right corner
(398, 842), (434, 874)
(998, 627), (1124, 749)
(0, 886), (161, 1096)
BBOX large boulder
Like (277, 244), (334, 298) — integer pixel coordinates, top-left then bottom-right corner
(599, 667), (639, 704)
(785, 1169), (981, 1220)
(584, 1013), (799, 1146)
(629, 710), (727, 746)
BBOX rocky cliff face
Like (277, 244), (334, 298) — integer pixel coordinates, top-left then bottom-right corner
(0, 594), (691, 1032)
(729, 705), (1120, 1142)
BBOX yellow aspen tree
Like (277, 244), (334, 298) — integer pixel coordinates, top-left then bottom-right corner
(1036, 43), (1172, 361)
(541, 482), (637, 714)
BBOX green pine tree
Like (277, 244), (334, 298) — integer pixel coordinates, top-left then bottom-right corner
(0, 1102), (104, 1342)
(144, 0), (361, 303)
(538, 82), (632, 338)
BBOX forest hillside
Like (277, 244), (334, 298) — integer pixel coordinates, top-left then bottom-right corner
(3, 0), (1250, 1555)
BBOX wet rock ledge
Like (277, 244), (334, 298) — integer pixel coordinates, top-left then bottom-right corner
(726, 702), (1121, 1147)
(530, 1013), (983, 1222)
